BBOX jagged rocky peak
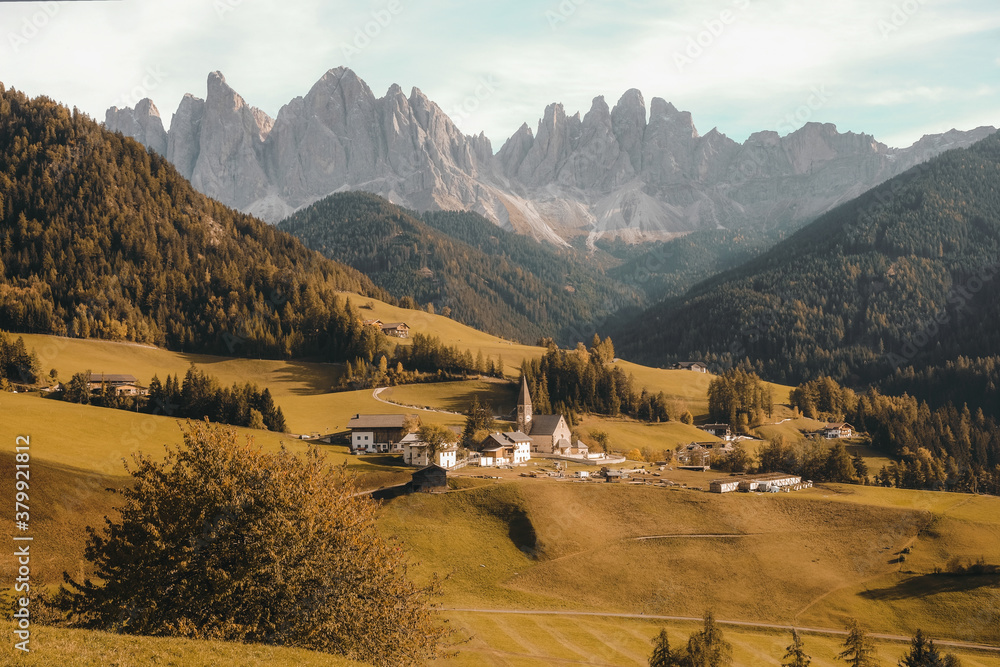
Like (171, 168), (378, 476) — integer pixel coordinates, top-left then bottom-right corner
(104, 97), (168, 156)
(205, 70), (273, 141)
(611, 88), (646, 172)
(106, 69), (998, 243)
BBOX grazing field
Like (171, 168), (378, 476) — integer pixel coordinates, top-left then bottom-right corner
(1, 622), (367, 666)
(438, 613), (1000, 666)
(381, 480), (1000, 656)
(347, 294), (545, 377)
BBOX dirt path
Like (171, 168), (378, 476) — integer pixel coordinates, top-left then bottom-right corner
(442, 608), (1000, 654)
(371, 387), (464, 415)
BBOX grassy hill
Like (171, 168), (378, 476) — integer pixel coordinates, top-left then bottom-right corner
(1, 622), (367, 666)
(381, 481), (1000, 664)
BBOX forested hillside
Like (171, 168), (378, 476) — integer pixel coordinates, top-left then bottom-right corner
(278, 192), (643, 344)
(0, 85), (389, 361)
(601, 227), (784, 301)
(611, 131), (1000, 417)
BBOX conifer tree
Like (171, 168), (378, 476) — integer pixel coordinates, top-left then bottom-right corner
(782, 630), (811, 667)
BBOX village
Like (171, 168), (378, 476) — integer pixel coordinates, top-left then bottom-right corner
(344, 375), (843, 496)
(67, 365), (852, 497)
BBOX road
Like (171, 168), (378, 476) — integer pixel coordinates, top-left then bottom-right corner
(442, 608), (1000, 654)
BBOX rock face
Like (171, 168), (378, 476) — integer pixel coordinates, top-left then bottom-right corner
(107, 68), (998, 244)
(104, 98), (168, 156)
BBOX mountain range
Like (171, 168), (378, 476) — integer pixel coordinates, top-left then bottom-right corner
(610, 129), (1000, 414)
(105, 68), (996, 244)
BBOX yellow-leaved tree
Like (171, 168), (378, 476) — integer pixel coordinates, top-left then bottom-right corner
(59, 420), (447, 666)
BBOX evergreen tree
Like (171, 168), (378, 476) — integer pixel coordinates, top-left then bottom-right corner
(686, 611), (733, 667)
(649, 628), (682, 667)
(899, 630), (946, 667)
(825, 441), (858, 483)
(782, 630), (812, 667)
(838, 619), (881, 667)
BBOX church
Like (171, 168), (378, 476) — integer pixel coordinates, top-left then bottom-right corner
(516, 375), (588, 457)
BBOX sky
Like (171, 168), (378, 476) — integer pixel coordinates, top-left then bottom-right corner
(0, 0), (998, 149)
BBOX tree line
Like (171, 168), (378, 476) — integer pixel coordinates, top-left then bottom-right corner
(58, 365), (287, 432)
(519, 336), (672, 423)
(0, 330), (39, 387)
(789, 376), (1000, 494)
(338, 333), (506, 390)
(648, 614), (962, 666)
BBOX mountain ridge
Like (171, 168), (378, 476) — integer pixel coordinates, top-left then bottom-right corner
(105, 67), (997, 244)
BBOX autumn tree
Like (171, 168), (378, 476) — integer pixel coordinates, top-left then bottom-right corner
(418, 423), (458, 457)
(58, 421), (446, 666)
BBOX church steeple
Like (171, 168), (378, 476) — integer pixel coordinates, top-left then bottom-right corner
(516, 374), (533, 434)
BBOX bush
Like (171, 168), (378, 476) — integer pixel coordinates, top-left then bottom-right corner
(58, 421), (446, 666)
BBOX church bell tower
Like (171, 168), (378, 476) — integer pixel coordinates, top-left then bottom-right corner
(516, 375), (533, 434)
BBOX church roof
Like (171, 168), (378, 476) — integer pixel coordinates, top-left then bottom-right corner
(517, 375), (532, 408)
(530, 414), (567, 436)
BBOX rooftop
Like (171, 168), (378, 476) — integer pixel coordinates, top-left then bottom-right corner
(347, 414), (416, 429)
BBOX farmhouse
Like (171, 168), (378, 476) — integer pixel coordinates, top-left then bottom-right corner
(823, 422), (854, 439)
(699, 423), (733, 440)
(363, 318), (383, 328)
(478, 431), (532, 467)
(403, 437), (459, 469)
(347, 413), (418, 453)
(381, 322), (410, 338)
(516, 376), (574, 454)
(672, 361), (708, 373)
(87, 373), (147, 396)
(709, 472), (803, 493)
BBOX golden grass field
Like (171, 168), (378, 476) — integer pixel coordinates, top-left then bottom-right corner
(3, 331), (1000, 665)
(0, 622), (367, 666)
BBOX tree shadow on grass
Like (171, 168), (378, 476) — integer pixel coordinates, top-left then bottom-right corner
(860, 573), (1000, 601)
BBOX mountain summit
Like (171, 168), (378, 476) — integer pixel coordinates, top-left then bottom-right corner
(106, 68), (996, 244)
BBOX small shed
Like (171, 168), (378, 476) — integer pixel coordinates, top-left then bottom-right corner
(410, 465), (448, 493)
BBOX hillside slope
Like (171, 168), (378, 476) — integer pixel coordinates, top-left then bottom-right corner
(0, 84), (388, 361)
(277, 192), (642, 344)
(611, 131), (1000, 413)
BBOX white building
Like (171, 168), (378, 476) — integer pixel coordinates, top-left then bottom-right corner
(478, 431), (532, 467)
